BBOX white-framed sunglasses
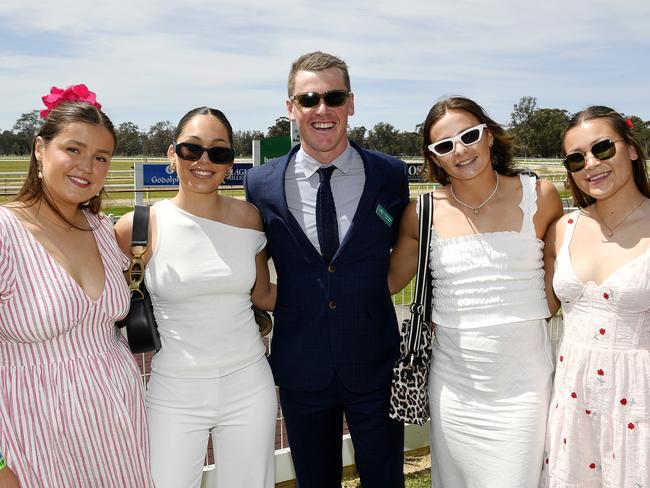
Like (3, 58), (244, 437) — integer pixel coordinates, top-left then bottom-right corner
(428, 123), (488, 156)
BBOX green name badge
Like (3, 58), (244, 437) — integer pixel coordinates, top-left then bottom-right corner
(376, 204), (394, 226)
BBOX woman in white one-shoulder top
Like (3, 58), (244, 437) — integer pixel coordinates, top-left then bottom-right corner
(389, 96), (563, 488)
(115, 107), (277, 488)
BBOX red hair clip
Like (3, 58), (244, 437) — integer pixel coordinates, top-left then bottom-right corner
(40, 84), (102, 119)
(625, 117), (634, 129)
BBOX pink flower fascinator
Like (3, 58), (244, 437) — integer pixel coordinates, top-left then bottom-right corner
(40, 84), (102, 119)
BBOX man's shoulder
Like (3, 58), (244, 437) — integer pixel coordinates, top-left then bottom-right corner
(356, 146), (407, 174)
(246, 155), (286, 180)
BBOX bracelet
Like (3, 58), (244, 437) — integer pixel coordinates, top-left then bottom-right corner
(0, 452), (5, 470)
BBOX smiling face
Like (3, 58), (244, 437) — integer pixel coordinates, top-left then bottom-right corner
(167, 114), (233, 195)
(427, 109), (494, 182)
(35, 122), (114, 211)
(287, 67), (354, 164)
(563, 118), (638, 201)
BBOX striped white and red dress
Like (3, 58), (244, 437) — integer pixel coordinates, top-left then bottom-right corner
(0, 206), (154, 488)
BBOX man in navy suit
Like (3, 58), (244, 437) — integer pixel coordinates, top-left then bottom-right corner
(245, 51), (409, 488)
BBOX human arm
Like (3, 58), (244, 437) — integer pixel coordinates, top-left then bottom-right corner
(543, 220), (560, 316)
(114, 207), (156, 266)
(113, 211), (135, 258)
(388, 199), (420, 295)
(535, 180), (564, 316)
(0, 452), (20, 488)
(251, 249), (276, 312)
(239, 200), (276, 311)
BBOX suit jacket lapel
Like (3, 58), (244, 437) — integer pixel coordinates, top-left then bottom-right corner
(269, 147), (323, 261)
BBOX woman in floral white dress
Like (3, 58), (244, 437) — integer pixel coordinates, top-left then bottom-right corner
(541, 106), (649, 487)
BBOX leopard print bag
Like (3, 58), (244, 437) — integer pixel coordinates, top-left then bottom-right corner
(389, 193), (434, 426)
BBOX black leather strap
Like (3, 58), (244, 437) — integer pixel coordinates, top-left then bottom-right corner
(406, 193), (434, 355)
(131, 205), (150, 246)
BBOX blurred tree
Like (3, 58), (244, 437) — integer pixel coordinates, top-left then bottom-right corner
(509, 96), (537, 156)
(510, 96), (537, 127)
(347, 126), (366, 147)
(12, 110), (43, 154)
(267, 117), (290, 137)
(525, 108), (570, 157)
(0, 130), (17, 155)
(145, 121), (175, 157)
(115, 122), (145, 156)
(398, 130), (421, 156)
(366, 122), (400, 154)
(233, 130), (265, 157)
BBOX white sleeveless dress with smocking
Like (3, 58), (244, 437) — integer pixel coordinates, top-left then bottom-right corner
(428, 174), (554, 488)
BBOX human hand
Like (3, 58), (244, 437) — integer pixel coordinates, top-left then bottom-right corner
(0, 465), (20, 488)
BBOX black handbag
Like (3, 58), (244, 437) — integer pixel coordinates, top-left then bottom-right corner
(389, 193), (434, 425)
(116, 205), (161, 353)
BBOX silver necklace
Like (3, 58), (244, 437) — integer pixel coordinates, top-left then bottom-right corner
(593, 197), (647, 238)
(449, 172), (500, 214)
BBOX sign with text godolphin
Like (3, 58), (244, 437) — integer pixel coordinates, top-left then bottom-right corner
(133, 162), (253, 205)
(142, 163), (179, 186)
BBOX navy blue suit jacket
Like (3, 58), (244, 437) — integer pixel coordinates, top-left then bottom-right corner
(244, 142), (409, 393)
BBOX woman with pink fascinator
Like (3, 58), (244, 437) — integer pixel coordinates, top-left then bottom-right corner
(0, 85), (154, 487)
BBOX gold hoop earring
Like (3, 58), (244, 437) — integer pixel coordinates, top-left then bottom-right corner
(37, 160), (43, 179)
(225, 168), (233, 179)
(169, 162), (176, 173)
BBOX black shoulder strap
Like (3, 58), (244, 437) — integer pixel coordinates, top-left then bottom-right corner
(406, 192), (434, 354)
(131, 205), (150, 247)
(421, 193), (434, 324)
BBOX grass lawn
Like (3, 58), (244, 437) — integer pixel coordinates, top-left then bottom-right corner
(341, 451), (432, 487)
(342, 472), (432, 488)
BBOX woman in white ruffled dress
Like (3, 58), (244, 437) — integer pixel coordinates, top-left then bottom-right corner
(389, 96), (563, 487)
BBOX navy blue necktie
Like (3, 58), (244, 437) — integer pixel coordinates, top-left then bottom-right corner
(316, 166), (339, 262)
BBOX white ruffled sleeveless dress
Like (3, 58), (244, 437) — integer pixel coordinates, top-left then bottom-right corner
(428, 175), (555, 488)
(540, 211), (649, 488)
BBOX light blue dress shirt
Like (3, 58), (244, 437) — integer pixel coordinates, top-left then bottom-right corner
(284, 142), (366, 255)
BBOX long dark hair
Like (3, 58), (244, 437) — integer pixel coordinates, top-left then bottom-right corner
(173, 107), (233, 146)
(563, 106), (649, 208)
(13, 101), (116, 228)
(421, 96), (517, 185)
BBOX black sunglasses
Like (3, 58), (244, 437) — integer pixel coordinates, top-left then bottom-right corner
(563, 139), (622, 173)
(290, 90), (350, 108)
(174, 142), (234, 165)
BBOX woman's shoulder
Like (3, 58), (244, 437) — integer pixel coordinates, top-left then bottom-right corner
(222, 196), (263, 232)
(550, 210), (579, 245)
(0, 205), (12, 226)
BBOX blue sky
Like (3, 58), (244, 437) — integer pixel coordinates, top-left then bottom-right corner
(1, 0), (648, 134)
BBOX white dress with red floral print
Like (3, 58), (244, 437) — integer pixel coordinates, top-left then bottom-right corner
(541, 211), (650, 488)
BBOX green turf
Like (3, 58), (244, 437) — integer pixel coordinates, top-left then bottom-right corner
(342, 470), (432, 487)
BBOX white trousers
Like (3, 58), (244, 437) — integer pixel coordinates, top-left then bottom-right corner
(146, 357), (277, 488)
